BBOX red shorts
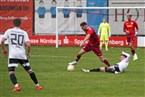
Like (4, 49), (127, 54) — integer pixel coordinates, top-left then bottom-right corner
(83, 44), (102, 56)
(127, 36), (135, 45)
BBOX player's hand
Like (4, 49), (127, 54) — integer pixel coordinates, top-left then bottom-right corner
(27, 52), (31, 58)
(80, 41), (85, 47)
(2, 50), (8, 56)
(126, 30), (130, 34)
(135, 32), (138, 36)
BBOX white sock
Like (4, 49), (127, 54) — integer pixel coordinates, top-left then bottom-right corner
(36, 84), (40, 86)
(15, 84), (19, 87)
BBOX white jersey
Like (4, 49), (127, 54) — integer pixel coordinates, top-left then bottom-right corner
(3, 27), (30, 59)
(117, 52), (130, 72)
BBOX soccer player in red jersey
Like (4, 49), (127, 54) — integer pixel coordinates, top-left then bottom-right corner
(68, 22), (110, 67)
(123, 13), (139, 60)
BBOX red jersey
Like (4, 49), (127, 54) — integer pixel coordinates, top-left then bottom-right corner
(123, 20), (138, 37)
(84, 27), (100, 45)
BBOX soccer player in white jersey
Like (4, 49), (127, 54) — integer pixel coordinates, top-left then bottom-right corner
(1, 18), (42, 91)
(82, 51), (130, 74)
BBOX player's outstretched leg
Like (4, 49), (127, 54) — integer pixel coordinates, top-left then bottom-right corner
(82, 67), (106, 73)
(82, 67), (116, 73)
(8, 67), (21, 92)
(75, 49), (87, 62)
(82, 68), (100, 72)
(24, 66), (42, 90)
(69, 49), (87, 66)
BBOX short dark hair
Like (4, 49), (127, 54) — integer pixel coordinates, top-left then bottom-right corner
(52, 0), (57, 4)
(13, 18), (21, 27)
(39, 0), (44, 4)
(80, 22), (87, 26)
(121, 54), (127, 58)
(127, 13), (132, 17)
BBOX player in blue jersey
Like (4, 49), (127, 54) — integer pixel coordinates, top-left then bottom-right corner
(37, 0), (46, 18)
(50, 0), (57, 18)
(62, 0), (70, 18)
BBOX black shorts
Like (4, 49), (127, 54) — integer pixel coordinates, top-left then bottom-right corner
(110, 64), (120, 72)
(8, 58), (30, 67)
(39, 15), (45, 18)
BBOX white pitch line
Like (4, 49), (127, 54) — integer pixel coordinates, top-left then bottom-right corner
(31, 54), (145, 61)
(31, 55), (75, 58)
(31, 55), (96, 60)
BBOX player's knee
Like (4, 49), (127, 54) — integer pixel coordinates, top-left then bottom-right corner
(9, 71), (14, 75)
(8, 67), (15, 75)
(8, 67), (15, 71)
(99, 67), (105, 72)
(24, 66), (33, 74)
(129, 43), (133, 47)
(27, 69), (33, 74)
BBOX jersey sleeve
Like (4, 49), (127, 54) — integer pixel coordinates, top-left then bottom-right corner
(125, 53), (130, 62)
(87, 28), (94, 34)
(2, 30), (9, 39)
(134, 21), (139, 30)
(122, 51), (130, 62)
(24, 32), (30, 42)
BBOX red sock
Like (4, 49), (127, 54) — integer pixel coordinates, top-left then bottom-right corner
(103, 59), (110, 67)
(131, 49), (135, 55)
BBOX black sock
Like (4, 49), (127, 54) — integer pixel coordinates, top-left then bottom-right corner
(29, 72), (38, 84)
(131, 49), (135, 55)
(76, 55), (81, 62)
(10, 73), (17, 85)
(90, 68), (100, 72)
(103, 59), (110, 67)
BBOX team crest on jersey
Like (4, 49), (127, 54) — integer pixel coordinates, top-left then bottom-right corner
(131, 22), (133, 24)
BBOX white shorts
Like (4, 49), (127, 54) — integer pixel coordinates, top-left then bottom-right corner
(8, 58), (30, 67)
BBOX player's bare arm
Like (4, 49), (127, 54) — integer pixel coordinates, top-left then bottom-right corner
(80, 34), (91, 46)
(124, 29), (130, 34)
(135, 22), (139, 36)
(123, 23), (130, 34)
(25, 41), (31, 58)
(1, 38), (8, 56)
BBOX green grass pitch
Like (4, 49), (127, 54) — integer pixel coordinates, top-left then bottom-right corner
(0, 46), (144, 97)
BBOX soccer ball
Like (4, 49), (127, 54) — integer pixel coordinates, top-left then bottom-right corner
(67, 65), (74, 72)
(115, 71), (119, 74)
